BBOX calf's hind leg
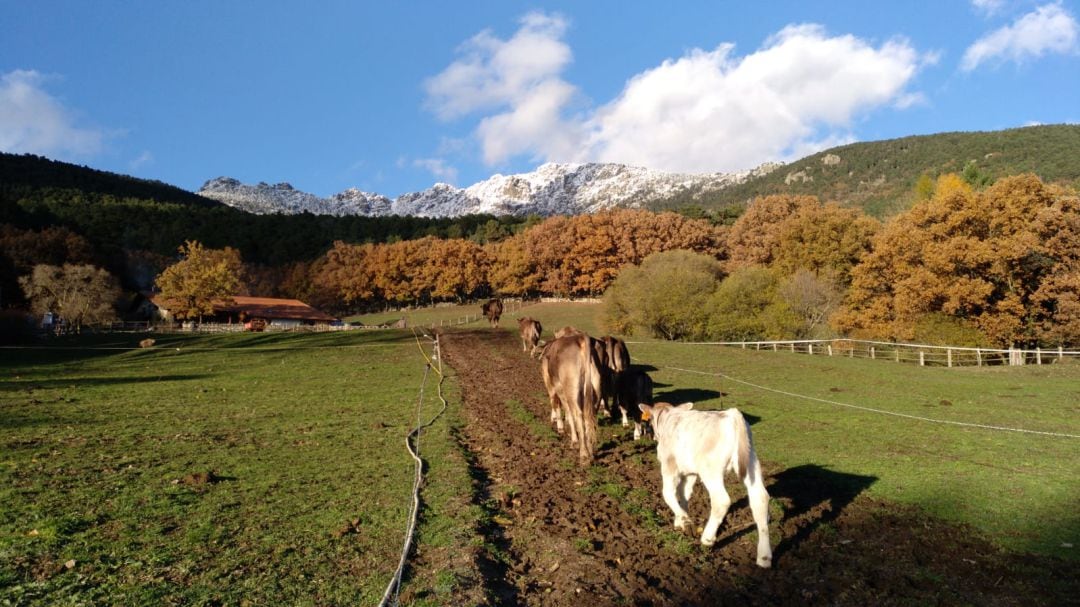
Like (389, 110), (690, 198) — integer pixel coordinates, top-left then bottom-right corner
(700, 476), (732, 547)
(746, 471), (773, 568)
(660, 458), (691, 531)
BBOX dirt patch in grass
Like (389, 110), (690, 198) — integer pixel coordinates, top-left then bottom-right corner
(438, 329), (1077, 606)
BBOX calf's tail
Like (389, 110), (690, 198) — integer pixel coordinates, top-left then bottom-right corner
(579, 342), (601, 462)
(730, 407), (754, 482)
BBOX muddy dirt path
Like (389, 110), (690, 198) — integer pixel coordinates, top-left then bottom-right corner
(438, 329), (1075, 606)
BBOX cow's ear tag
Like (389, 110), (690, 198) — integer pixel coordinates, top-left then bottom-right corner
(640, 410), (651, 421)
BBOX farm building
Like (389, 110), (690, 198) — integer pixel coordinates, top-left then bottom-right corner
(133, 293), (338, 327)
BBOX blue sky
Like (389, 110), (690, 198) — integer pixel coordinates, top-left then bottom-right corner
(3, 1), (1078, 197)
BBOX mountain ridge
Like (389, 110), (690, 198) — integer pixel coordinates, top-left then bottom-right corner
(197, 161), (783, 218)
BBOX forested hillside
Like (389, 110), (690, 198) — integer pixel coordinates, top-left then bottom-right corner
(0, 154), (527, 265)
(654, 124), (1080, 218)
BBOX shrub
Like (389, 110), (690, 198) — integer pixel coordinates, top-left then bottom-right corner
(603, 250), (724, 340)
(707, 267), (799, 341)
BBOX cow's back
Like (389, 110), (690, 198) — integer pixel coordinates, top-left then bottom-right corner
(658, 409), (740, 475)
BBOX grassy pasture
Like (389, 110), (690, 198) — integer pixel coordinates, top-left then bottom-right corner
(629, 341), (1080, 560)
(347, 300), (607, 336)
(0, 331), (479, 605)
(3, 301), (1077, 605)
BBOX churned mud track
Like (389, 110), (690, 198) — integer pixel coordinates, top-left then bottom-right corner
(440, 329), (1076, 606)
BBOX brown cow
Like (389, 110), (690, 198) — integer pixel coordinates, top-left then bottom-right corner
(518, 317), (543, 357)
(601, 336), (630, 374)
(481, 298), (504, 328)
(598, 336), (634, 424)
(587, 335), (631, 420)
(540, 334), (602, 465)
(554, 326), (585, 339)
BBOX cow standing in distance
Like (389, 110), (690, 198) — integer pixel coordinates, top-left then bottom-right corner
(540, 333), (603, 466)
(553, 326), (584, 339)
(639, 401), (773, 568)
(517, 317), (543, 358)
(481, 298), (504, 328)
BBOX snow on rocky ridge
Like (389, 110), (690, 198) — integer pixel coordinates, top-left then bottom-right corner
(198, 162), (782, 218)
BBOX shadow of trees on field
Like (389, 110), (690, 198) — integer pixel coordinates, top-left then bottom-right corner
(766, 464), (877, 561)
(0, 374), (211, 394)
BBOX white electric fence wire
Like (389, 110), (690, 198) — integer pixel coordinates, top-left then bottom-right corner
(0, 344), (412, 351)
(378, 334), (447, 607)
(664, 364), (1080, 439)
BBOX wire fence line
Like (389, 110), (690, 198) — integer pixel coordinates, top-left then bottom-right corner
(378, 331), (448, 607)
(627, 338), (1080, 368)
(658, 364), (1080, 439)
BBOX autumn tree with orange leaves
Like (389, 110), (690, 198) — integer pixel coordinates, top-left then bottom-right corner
(314, 237), (489, 309)
(836, 174), (1080, 346)
(488, 210), (726, 297)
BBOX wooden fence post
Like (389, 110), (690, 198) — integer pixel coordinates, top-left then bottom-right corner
(976, 349), (982, 366)
(919, 351), (925, 366)
(789, 343), (794, 353)
(947, 349), (953, 368)
(809, 344), (814, 355)
(827, 344), (833, 356)
(1036, 347), (1042, 365)
(896, 349), (900, 363)
(870, 347), (875, 360)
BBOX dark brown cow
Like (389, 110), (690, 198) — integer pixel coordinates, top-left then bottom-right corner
(615, 367), (653, 440)
(598, 336), (634, 424)
(481, 298), (504, 328)
(518, 317), (543, 357)
(540, 334), (602, 465)
(601, 336), (631, 374)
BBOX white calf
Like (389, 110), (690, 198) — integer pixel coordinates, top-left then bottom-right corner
(639, 402), (773, 568)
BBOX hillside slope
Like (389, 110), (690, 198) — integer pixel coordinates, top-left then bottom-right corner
(0, 153), (222, 208)
(663, 124), (1080, 217)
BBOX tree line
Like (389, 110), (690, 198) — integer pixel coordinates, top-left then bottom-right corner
(608, 173), (1079, 348)
(4, 169), (1078, 349)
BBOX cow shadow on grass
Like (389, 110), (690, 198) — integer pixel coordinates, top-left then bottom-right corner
(653, 387), (723, 405)
(766, 464), (877, 561)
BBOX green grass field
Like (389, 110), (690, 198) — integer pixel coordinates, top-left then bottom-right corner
(346, 300), (607, 335)
(3, 302), (1078, 604)
(0, 331), (480, 605)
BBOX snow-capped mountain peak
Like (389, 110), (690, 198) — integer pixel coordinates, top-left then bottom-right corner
(197, 161), (781, 218)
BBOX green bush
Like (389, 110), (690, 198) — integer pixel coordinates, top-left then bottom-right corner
(603, 250), (724, 340)
(707, 266), (799, 341)
(911, 313), (990, 347)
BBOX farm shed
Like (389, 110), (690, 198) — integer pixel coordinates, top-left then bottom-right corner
(133, 293), (338, 326)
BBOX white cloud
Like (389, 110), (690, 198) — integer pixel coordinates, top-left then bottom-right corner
(426, 19), (927, 173)
(425, 11), (583, 166)
(414, 157), (459, 184)
(971, 0), (1007, 16)
(962, 3), (1079, 71)
(582, 25), (925, 172)
(0, 70), (106, 158)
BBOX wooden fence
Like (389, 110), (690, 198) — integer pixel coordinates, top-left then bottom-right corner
(709, 338), (1080, 367)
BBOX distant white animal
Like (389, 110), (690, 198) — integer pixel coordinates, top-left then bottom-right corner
(639, 402), (773, 568)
